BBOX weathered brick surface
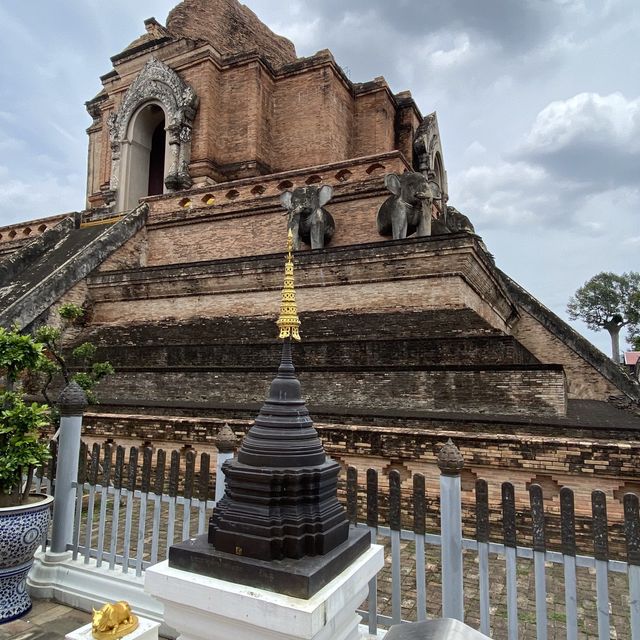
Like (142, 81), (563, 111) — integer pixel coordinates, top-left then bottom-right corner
(354, 89), (397, 157)
(0, 214), (68, 250)
(96, 153), (408, 270)
(94, 367), (566, 417)
(81, 309), (500, 345)
(94, 334), (536, 369)
(84, 11), (422, 205)
(165, 0), (297, 70)
(513, 308), (621, 400)
(81, 410), (640, 542)
(90, 236), (514, 331)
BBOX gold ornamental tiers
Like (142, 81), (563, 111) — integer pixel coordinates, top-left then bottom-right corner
(276, 229), (301, 341)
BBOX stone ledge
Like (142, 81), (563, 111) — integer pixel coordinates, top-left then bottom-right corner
(169, 527), (371, 599)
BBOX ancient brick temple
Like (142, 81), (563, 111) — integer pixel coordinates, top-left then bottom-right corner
(1, 0), (639, 528)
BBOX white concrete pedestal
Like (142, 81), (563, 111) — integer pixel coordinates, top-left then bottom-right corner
(65, 615), (160, 640)
(145, 544), (383, 640)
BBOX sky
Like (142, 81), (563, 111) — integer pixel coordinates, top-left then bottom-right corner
(0, 0), (638, 356)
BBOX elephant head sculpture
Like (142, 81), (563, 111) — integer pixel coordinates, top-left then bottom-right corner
(280, 185), (335, 250)
(376, 172), (433, 240)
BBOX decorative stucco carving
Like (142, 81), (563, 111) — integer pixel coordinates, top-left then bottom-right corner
(413, 112), (449, 226)
(413, 113), (448, 192)
(108, 57), (199, 204)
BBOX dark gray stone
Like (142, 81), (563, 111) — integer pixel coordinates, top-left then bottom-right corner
(169, 526), (370, 599)
(437, 438), (464, 476)
(446, 206), (475, 234)
(280, 185), (335, 249)
(58, 381), (88, 416)
(377, 172), (433, 239)
(208, 339), (350, 561)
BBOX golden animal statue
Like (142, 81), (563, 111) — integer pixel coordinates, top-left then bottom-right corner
(91, 601), (139, 639)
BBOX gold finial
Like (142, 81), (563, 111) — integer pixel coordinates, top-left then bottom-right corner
(276, 229), (301, 341)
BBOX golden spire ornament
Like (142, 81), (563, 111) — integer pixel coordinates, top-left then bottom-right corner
(276, 229), (301, 341)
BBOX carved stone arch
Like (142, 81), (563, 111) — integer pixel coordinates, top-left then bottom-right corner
(413, 111), (448, 220)
(107, 57), (199, 211)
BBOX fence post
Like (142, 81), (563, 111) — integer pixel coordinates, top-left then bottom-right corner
(624, 493), (640, 640)
(438, 438), (464, 622)
(214, 424), (238, 503)
(50, 381), (87, 554)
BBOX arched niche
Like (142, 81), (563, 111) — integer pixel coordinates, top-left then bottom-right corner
(107, 57), (199, 212)
(117, 103), (168, 211)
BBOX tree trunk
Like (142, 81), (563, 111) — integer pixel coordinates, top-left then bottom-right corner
(609, 327), (621, 363)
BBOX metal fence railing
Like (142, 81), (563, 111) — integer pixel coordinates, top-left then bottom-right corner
(40, 439), (640, 639)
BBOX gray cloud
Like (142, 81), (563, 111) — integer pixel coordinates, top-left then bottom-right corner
(272, 0), (578, 53)
(517, 92), (640, 188)
(0, 0), (638, 358)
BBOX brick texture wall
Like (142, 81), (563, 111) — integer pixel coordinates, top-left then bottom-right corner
(93, 366), (566, 417)
(512, 309), (621, 400)
(80, 411), (640, 552)
(85, 29), (420, 204)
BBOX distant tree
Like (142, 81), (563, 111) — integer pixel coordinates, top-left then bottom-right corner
(567, 271), (640, 362)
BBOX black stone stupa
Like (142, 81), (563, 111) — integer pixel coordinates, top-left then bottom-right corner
(169, 230), (370, 598)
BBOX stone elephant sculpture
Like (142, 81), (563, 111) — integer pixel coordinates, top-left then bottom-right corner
(280, 185), (335, 250)
(445, 206), (475, 234)
(376, 172), (433, 239)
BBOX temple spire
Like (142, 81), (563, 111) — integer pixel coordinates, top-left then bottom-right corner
(276, 229), (301, 341)
(170, 224), (369, 600)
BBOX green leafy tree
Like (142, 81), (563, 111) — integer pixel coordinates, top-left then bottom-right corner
(0, 393), (51, 506)
(0, 326), (43, 390)
(567, 271), (640, 362)
(32, 303), (114, 406)
(0, 327), (50, 507)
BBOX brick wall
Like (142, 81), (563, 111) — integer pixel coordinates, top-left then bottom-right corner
(81, 410), (640, 551)
(85, 33), (422, 202)
(93, 366), (566, 416)
(512, 308), (621, 401)
(93, 335), (536, 370)
(354, 90), (397, 158)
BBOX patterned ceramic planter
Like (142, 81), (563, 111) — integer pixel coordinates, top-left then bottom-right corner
(0, 494), (53, 623)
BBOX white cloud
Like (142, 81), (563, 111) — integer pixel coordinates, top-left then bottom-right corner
(452, 161), (550, 227)
(0, 168), (84, 227)
(429, 33), (473, 68)
(450, 160), (640, 236)
(524, 92), (640, 154)
(268, 17), (321, 52)
(463, 140), (487, 158)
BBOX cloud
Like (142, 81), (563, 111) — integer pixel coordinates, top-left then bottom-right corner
(452, 89), (640, 240)
(285, 0), (565, 53)
(518, 92), (640, 187)
(0, 168), (84, 227)
(451, 156), (640, 237)
(524, 92), (640, 152)
(452, 161), (553, 227)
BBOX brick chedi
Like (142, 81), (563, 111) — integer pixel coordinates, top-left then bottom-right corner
(1, 0), (639, 530)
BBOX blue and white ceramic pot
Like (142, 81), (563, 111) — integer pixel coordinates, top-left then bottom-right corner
(0, 494), (53, 623)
